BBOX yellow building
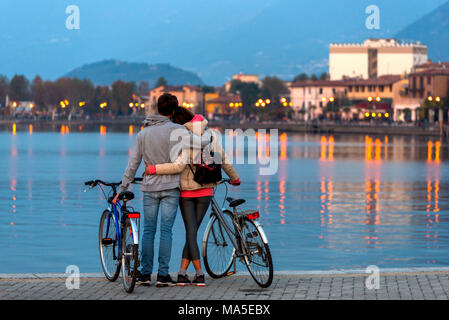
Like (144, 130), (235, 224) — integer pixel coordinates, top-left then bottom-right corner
(149, 85), (203, 113)
(344, 75), (403, 101)
(204, 93), (242, 118)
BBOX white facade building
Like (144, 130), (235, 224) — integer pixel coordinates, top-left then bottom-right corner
(290, 81), (347, 120)
(329, 38), (428, 80)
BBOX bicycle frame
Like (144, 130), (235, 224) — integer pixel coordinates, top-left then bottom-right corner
(104, 201), (140, 259)
(207, 197), (244, 257)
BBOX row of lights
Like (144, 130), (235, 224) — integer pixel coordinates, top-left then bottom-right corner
(321, 97), (335, 103)
(365, 112), (390, 118)
(255, 99), (271, 107)
(11, 102), (34, 109)
(182, 102), (194, 109)
(129, 102), (145, 109)
(281, 97), (293, 107)
(428, 96), (441, 103)
(368, 96), (382, 103)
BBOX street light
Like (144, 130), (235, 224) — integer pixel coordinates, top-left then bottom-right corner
(376, 97), (381, 102)
(129, 102), (134, 108)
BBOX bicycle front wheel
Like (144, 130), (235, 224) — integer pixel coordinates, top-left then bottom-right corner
(202, 211), (236, 278)
(121, 218), (139, 293)
(99, 210), (121, 281)
(241, 218), (273, 288)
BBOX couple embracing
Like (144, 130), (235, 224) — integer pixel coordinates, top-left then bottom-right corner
(114, 93), (240, 287)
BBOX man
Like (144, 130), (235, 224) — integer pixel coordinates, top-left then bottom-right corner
(113, 93), (208, 287)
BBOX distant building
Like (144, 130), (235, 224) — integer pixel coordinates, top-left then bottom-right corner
(344, 75), (402, 101)
(343, 75), (404, 120)
(225, 73), (262, 92)
(149, 85), (203, 113)
(204, 93), (242, 118)
(394, 62), (449, 122)
(329, 38), (428, 80)
(290, 80), (347, 120)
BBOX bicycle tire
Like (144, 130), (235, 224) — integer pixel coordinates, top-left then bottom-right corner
(202, 211), (236, 278)
(99, 210), (121, 281)
(121, 218), (138, 293)
(241, 218), (273, 288)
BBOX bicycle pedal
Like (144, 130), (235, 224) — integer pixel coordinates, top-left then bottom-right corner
(102, 238), (113, 245)
(225, 271), (236, 277)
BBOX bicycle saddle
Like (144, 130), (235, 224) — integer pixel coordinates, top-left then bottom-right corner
(226, 197), (246, 208)
(118, 191), (134, 202)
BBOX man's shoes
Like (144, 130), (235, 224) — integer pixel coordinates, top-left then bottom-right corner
(156, 274), (176, 287)
(192, 274), (206, 287)
(136, 273), (151, 286)
(176, 274), (191, 286)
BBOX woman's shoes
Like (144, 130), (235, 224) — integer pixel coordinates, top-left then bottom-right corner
(176, 273), (206, 286)
(176, 274), (191, 286)
(192, 274), (206, 287)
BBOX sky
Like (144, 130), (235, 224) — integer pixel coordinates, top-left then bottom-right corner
(0, 0), (447, 84)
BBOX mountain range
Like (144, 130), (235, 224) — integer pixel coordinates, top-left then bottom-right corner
(0, 0), (448, 85)
(63, 60), (204, 86)
(396, 1), (449, 62)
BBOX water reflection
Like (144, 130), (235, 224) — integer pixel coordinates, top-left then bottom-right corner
(2, 129), (449, 272)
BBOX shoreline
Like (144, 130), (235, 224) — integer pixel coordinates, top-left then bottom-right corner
(2, 267), (449, 279)
(0, 118), (446, 138)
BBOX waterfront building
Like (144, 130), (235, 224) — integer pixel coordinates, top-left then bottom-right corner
(343, 75), (403, 120)
(399, 62), (449, 122)
(204, 93), (242, 119)
(225, 73), (262, 92)
(149, 85), (203, 113)
(329, 38), (428, 80)
(290, 80), (347, 120)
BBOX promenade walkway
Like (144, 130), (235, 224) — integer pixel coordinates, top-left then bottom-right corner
(1, 268), (449, 300)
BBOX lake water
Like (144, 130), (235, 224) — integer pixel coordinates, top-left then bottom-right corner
(1, 123), (449, 273)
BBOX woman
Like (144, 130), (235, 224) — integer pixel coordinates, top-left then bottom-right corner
(145, 107), (240, 286)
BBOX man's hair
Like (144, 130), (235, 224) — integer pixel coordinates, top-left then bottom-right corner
(171, 106), (194, 125)
(157, 93), (178, 116)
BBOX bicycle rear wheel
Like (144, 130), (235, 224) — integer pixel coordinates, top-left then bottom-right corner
(241, 218), (273, 288)
(202, 211), (235, 278)
(121, 218), (139, 293)
(99, 210), (121, 281)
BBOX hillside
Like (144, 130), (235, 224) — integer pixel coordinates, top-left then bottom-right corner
(396, 1), (449, 62)
(62, 60), (204, 86)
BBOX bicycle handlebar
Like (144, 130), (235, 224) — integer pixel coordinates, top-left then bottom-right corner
(220, 179), (231, 185)
(84, 177), (143, 188)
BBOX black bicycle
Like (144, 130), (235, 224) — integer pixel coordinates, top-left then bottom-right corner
(202, 179), (274, 288)
(84, 177), (142, 293)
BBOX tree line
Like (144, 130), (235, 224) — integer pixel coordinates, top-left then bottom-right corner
(0, 75), (177, 119)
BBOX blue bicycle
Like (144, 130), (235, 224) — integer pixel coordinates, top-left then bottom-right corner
(84, 178), (142, 293)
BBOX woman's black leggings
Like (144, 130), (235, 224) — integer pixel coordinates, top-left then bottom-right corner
(179, 196), (212, 261)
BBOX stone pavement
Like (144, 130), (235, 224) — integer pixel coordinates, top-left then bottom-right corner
(1, 269), (449, 300)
